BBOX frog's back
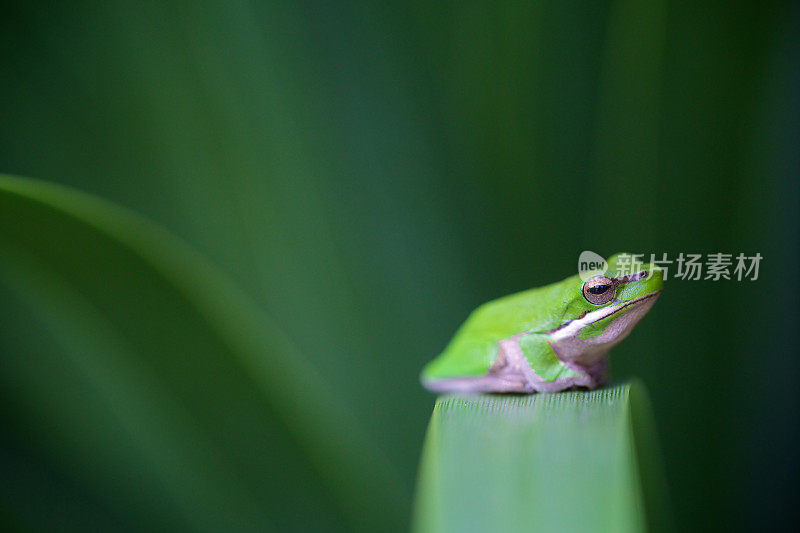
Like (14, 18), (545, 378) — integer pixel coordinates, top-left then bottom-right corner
(421, 280), (570, 379)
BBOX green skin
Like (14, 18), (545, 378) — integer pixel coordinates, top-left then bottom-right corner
(421, 254), (663, 393)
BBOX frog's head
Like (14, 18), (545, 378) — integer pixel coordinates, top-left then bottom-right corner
(548, 253), (663, 367)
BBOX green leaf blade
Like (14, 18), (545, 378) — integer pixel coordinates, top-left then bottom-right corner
(414, 382), (669, 533)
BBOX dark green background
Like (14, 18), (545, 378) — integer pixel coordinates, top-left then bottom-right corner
(1, 1), (797, 531)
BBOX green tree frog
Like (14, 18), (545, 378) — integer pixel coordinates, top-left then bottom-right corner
(421, 253), (663, 393)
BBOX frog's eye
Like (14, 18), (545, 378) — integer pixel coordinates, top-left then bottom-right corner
(582, 276), (615, 305)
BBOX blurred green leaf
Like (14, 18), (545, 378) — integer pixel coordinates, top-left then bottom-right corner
(0, 174), (407, 531)
(0, 2), (795, 530)
(413, 382), (670, 533)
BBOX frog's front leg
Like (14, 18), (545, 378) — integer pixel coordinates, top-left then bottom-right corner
(506, 333), (605, 392)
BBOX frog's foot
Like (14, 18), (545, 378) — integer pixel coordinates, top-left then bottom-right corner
(421, 372), (534, 394)
(421, 365), (601, 394)
(522, 368), (599, 393)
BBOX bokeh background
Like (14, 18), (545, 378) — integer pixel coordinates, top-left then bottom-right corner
(1, 1), (797, 531)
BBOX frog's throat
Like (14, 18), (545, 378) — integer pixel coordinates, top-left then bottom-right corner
(546, 290), (661, 366)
